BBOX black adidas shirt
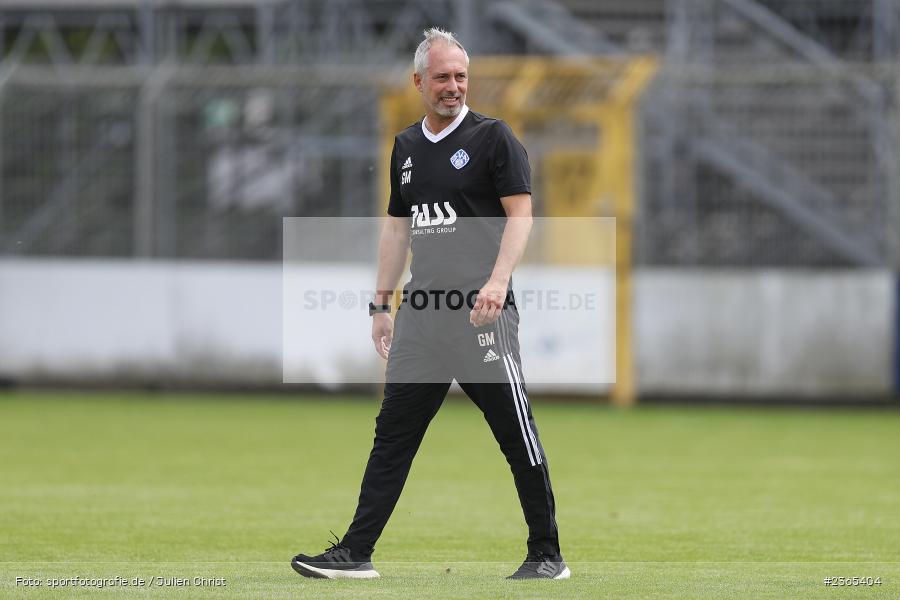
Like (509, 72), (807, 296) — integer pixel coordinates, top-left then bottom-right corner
(387, 106), (531, 290)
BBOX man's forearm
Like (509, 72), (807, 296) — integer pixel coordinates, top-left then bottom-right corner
(490, 215), (533, 285)
(375, 219), (410, 305)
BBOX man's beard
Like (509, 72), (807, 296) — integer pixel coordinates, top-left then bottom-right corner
(432, 95), (463, 118)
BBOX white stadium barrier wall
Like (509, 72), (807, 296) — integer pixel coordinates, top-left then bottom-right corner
(0, 259), (615, 392)
(634, 269), (893, 397)
(0, 260), (892, 397)
(0, 259), (283, 385)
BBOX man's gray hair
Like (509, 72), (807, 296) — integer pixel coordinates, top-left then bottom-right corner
(414, 27), (469, 76)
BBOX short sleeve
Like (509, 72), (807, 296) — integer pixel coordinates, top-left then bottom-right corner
(490, 121), (531, 197)
(386, 139), (406, 217)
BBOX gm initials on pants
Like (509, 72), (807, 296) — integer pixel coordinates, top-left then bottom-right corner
(477, 332), (495, 347)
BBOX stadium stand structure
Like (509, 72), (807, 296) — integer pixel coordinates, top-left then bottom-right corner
(557, 0), (889, 60)
(0, 0), (898, 266)
(557, 0), (897, 266)
(641, 0), (896, 267)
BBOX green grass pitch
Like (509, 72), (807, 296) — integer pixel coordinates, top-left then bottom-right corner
(1, 391), (898, 599)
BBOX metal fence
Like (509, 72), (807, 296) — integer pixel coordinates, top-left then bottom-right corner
(2, 0), (900, 267)
(0, 65), (396, 260)
(1, 75), (136, 257)
(639, 63), (900, 267)
(636, 0), (900, 267)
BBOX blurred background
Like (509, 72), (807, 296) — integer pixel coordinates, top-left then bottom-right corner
(0, 0), (898, 405)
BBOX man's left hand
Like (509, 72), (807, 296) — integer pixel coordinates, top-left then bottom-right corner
(470, 279), (507, 327)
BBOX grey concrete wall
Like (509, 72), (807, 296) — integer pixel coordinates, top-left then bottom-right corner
(2, 259), (892, 397)
(634, 270), (893, 397)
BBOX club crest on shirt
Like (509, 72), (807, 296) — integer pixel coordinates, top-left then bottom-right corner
(450, 149), (470, 169)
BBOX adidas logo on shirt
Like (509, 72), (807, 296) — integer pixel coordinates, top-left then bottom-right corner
(483, 349), (500, 363)
(401, 156), (412, 169)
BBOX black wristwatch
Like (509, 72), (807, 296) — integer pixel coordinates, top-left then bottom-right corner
(368, 302), (391, 316)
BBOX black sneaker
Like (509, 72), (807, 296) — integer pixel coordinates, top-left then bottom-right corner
(290, 534), (379, 579)
(507, 552), (571, 579)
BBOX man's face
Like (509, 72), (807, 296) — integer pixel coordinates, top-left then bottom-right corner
(414, 43), (468, 120)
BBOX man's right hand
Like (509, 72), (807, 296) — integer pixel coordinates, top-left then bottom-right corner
(372, 313), (394, 359)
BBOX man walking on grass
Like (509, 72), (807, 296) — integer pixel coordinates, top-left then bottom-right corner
(292, 27), (568, 581)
